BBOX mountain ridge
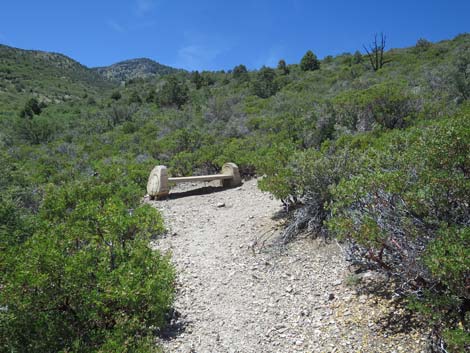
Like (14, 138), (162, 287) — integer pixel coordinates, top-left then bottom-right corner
(0, 43), (181, 84)
(0, 44), (181, 113)
(92, 57), (182, 82)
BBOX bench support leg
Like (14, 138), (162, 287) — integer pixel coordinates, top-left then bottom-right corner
(221, 163), (242, 187)
(147, 165), (170, 198)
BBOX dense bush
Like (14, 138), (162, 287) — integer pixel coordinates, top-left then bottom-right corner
(331, 83), (422, 131)
(106, 104), (137, 127)
(415, 38), (433, 52)
(451, 46), (470, 100)
(15, 115), (60, 144)
(0, 197), (36, 260)
(232, 64), (249, 81)
(157, 75), (189, 108)
(252, 66), (279, 98)
(263, 109), (469, 351)
(191, 70), (204, 89)
(328, 113), (469, 351)
(111, 90), (122, 100)
(0, 168), (174, 352)
(19, 97), (42, 118)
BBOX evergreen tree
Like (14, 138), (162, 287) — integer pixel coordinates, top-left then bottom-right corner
(233, 64), (249, 81)
(353, 50), (363, 64)
(191, 71), (204, 89)
(252, 66), (279, 98)
(415, 38), (432, 52)
(19, 98), (42, 118)
(146, 89), (156, 103)
(159, 76), (189, 108)
(129, 90), (142, 104)
(300, 50), (320, 71)
(277, 59), (290, 75)
(110, 91), (122, 101)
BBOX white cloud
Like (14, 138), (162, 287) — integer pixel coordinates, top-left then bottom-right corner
(106, 1), (156, 34)
(174, 31), (233, 70)
(130, 21), (156, 30)
(106, 19), (126, 33)
(251, 44), (285, 69)
(177, 45), (224, 70)
(106, 19), (156, 34)
(265, 46), (284, 67)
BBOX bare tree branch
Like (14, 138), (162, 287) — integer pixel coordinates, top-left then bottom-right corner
(364, 33), (389, 71)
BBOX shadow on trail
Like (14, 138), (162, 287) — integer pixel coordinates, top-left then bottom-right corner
(162, 185), (240, 200)
(351, 274), (429, 336)
(158, 308), (188, 341)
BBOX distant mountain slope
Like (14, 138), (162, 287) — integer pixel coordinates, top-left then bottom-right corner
(0, 44), (112, 88)
(0, 44), (114, 114)
(93, 58), (181, 81)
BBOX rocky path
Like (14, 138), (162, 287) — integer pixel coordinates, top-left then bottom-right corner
(150, 179), (428, 353)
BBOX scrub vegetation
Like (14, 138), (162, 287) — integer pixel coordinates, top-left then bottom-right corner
(0, 33), (469, 351)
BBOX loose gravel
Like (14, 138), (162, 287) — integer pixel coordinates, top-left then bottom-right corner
(149, 179), (429, 353)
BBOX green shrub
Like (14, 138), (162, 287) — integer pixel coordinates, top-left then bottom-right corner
(252, 66), (278, 98)
(259, 107), (469, 350)
(332, 83), (422, 131)
(111, 91), (122, 100)
(157, 75), (189, 108)
(129, 90), (142, 104)
(255, 139), (300, 203)
(19, 97), (42, 118)
(415, 38), (433, 53)
(353, 51), (363, 64)
(106, 104), (136, 127)
(0, 171), (174, 352)
(451, 46), (470, 100)
(232, 64), (249, 82)
(16, 115), (59, 144)
(0, 197), (35, 250)
(425, 227), (470, 299)
(327, 112), (470, 351)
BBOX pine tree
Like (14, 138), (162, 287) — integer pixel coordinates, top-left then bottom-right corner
(252, 66), (278, 98)
(19, 98), (42, 118)
(300, 50), (320, 71)
(353, 50), (363, 64)
(232, 64), (249, 81)
(277, 59), (290, 75)
(191, 71), (204, 89)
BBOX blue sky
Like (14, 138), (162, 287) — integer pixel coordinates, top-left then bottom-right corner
(0, 1), (468, 70)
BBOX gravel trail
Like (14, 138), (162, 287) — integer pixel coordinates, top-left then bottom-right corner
(150, 179), (428, 353)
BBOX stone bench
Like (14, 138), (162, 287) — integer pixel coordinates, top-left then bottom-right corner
(147, 162), (242, 199)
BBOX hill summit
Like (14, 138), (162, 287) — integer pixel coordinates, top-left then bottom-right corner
(93, 58), (180, 81)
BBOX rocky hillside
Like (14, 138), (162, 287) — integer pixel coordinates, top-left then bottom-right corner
(93, 58), (180, 81)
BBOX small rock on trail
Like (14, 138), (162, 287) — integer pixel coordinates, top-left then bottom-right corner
(150, 179), (428, 353)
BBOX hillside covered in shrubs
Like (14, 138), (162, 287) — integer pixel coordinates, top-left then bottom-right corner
(0, 33), (469, 352)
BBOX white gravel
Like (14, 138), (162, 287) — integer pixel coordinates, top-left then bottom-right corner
(150, 179), (429, 353)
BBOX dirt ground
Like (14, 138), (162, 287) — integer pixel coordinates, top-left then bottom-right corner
(149, 179), (429, 353)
